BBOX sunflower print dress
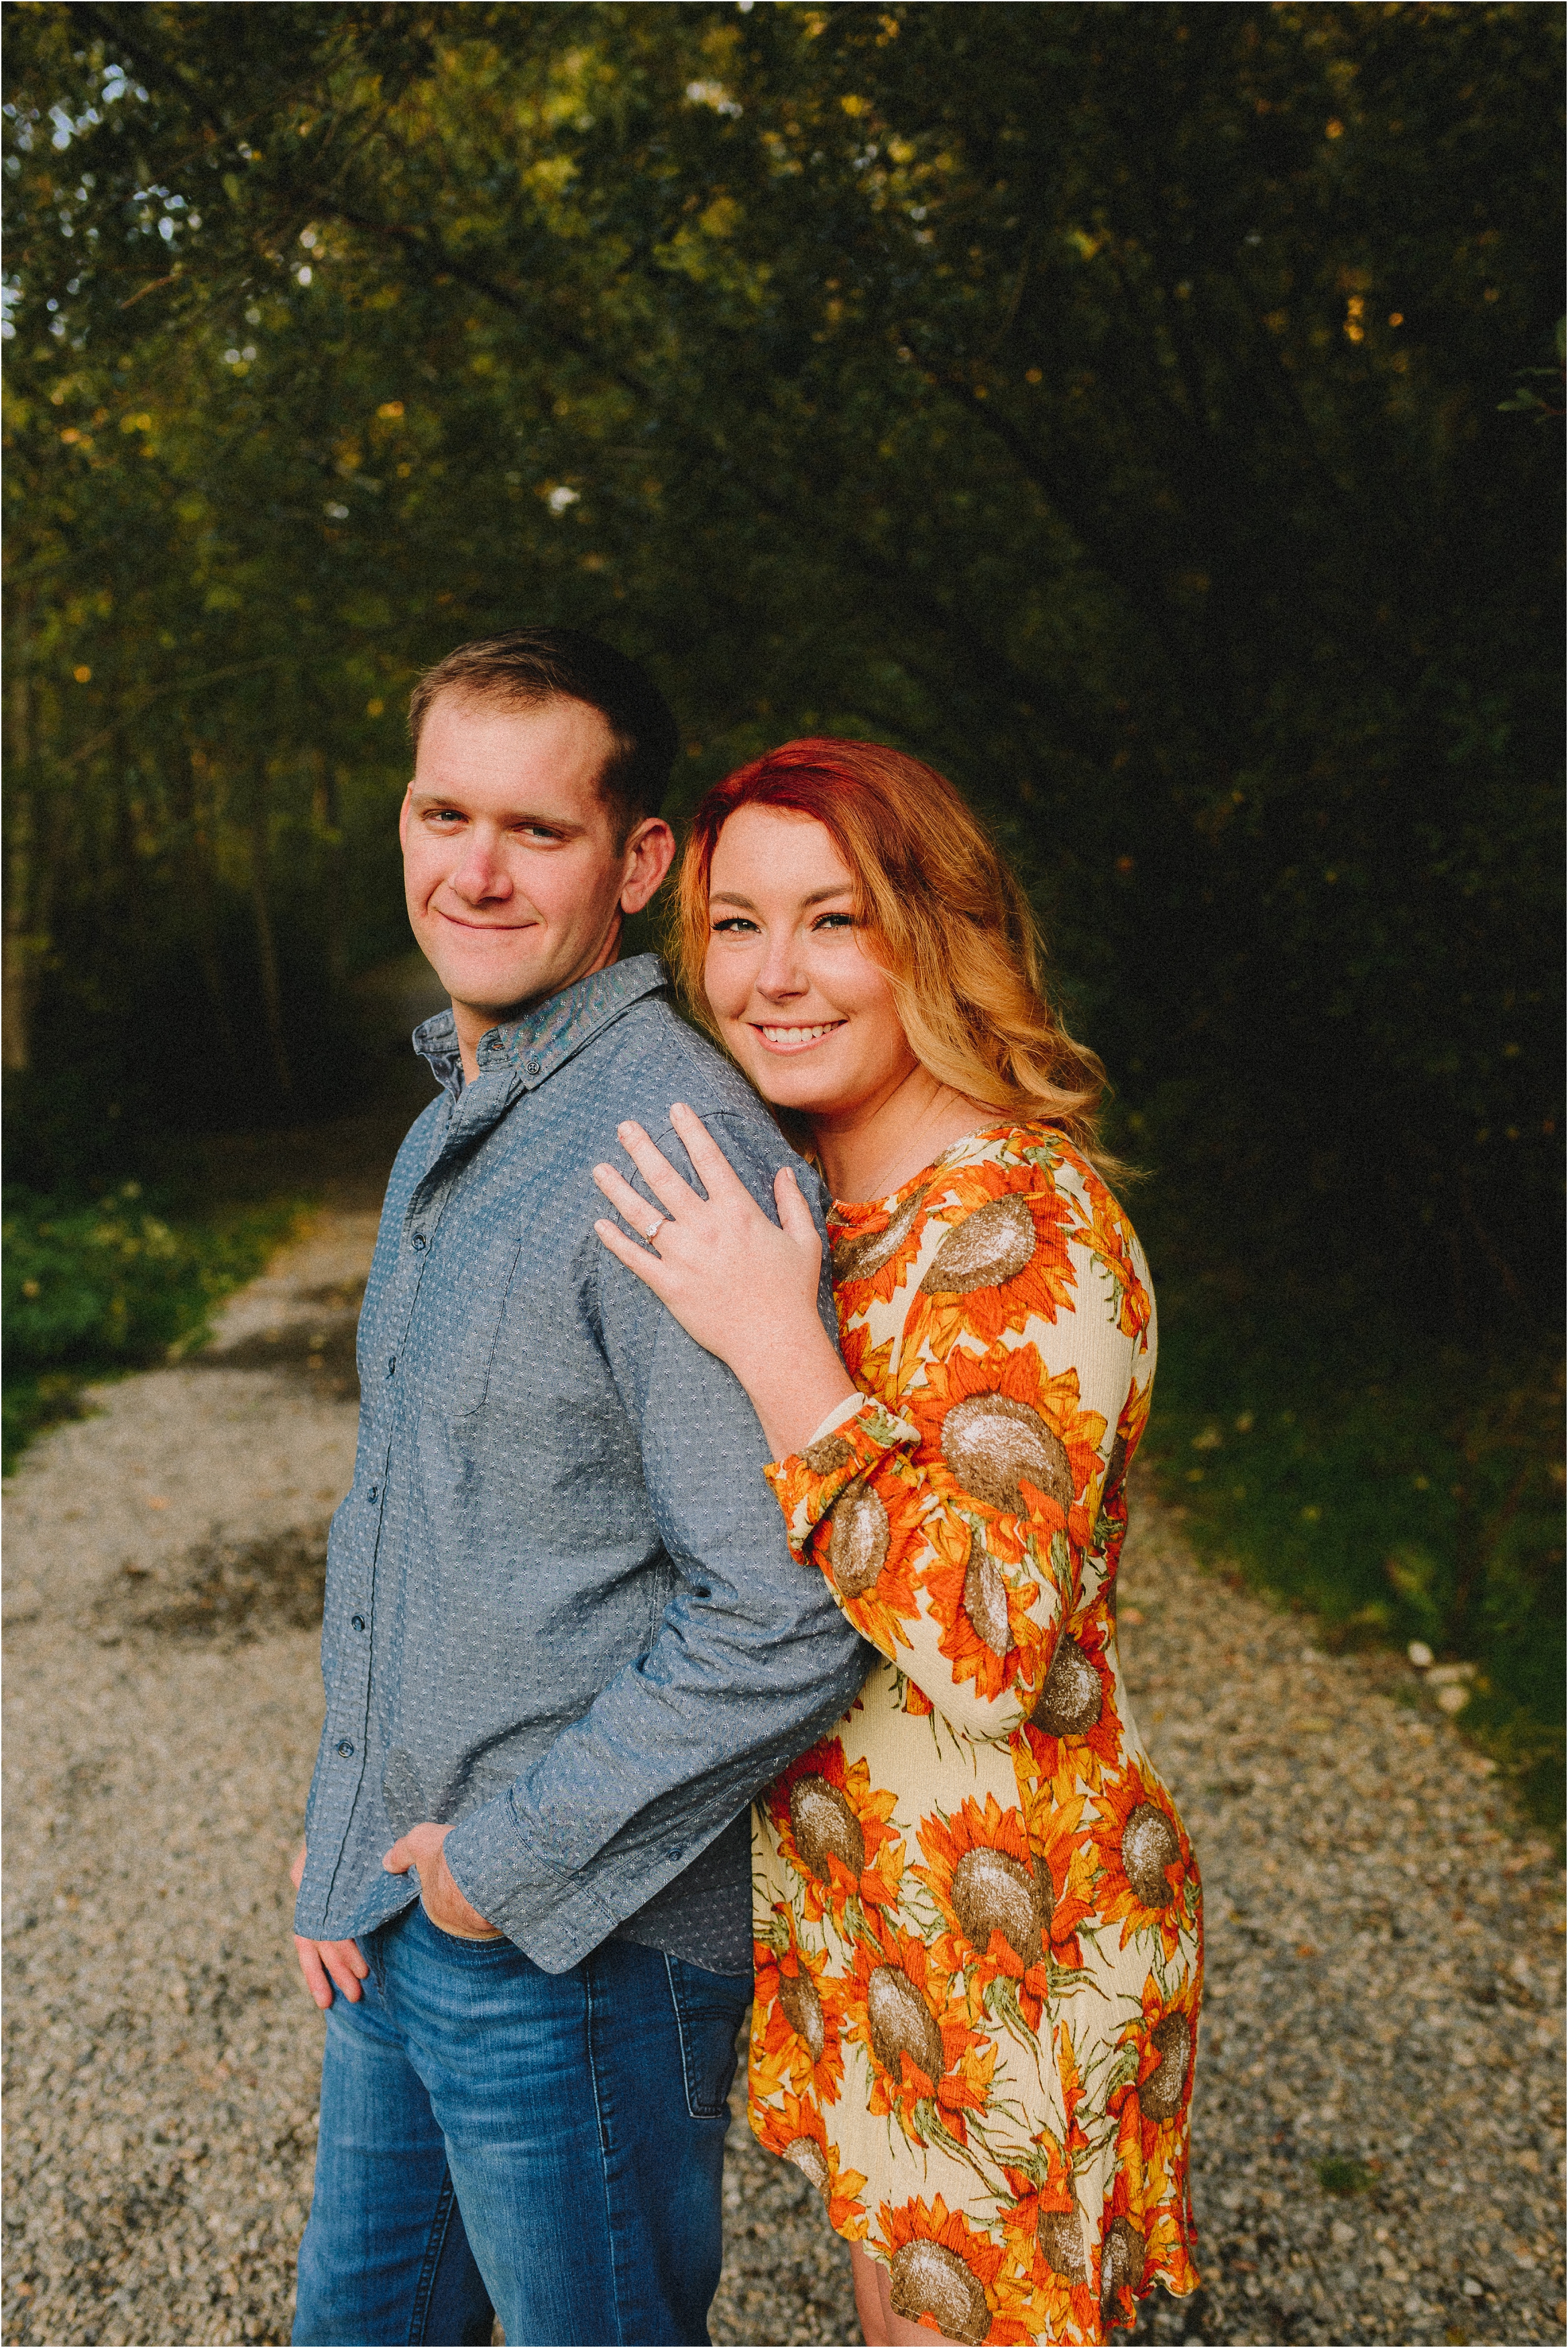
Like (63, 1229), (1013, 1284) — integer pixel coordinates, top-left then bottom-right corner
(749, 1123), (1201, 2346)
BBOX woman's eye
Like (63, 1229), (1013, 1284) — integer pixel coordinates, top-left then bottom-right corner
(812, 912), (854, 931)
(712, 916), (759, 935)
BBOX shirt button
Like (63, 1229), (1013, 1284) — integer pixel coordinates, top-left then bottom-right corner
(335, 1739), (355, 1758)
(526, 1055), (542, 1076)
(366, 1486), (379, 1505)
(386, 1356), (396, 1377)
(411, 1232), (427, 1251)
(351, 1614), (366, 1632)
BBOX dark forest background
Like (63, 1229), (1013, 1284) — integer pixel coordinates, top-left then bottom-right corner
(4, 2), (1563, 1811)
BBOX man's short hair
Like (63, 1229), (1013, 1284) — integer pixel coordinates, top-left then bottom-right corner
(408, 628), (679, 841)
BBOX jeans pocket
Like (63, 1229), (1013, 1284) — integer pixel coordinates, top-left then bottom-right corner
(663, 1953), (750, 2119)
(417, 1898), (510, 1953)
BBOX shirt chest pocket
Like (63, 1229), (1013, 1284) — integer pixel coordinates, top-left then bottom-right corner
(440, 1229), (526, 1424)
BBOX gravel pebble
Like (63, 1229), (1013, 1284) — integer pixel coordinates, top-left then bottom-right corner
(1113, 1517), (1565, 2348)
(3, 1217), (370, 2348)
(4, 1210), (1563, 2348)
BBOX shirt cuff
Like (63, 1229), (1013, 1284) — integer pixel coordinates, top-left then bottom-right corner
(443, 1794), (620, 1974)
(763, 1391), (917, 1556)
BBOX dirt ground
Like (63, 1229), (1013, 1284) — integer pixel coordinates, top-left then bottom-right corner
(3, 1116), (1563, 2347)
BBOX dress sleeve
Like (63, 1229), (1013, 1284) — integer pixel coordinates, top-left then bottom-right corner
(764, 1186), (1150, 1744)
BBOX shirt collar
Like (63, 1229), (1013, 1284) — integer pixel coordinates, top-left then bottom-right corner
(412, 953), (671, 1100)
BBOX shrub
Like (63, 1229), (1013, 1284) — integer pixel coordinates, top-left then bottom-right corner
(2, 1183), (306, 1473)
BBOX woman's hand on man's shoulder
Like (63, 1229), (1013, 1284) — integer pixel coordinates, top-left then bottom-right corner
(591, 1102), (856, 1460)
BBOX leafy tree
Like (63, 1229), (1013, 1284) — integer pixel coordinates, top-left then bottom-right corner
(4, 2), (1561, 1326)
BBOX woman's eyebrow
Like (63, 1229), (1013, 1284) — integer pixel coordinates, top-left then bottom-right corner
(709, 886), (852, 909)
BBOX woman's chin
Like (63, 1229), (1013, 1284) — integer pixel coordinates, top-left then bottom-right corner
(731, 1045), (844, 1116)
(754, 1073), (838, 1116)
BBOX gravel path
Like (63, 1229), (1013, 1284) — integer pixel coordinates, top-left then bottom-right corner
(3, 1206), (1562, 2348)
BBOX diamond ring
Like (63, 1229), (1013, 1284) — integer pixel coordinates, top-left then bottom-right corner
(645, 1214), (667, 1242)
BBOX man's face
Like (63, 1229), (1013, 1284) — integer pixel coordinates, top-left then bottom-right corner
(400, 692), (673, 1055)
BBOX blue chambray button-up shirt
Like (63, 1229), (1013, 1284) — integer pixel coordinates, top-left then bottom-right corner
(292, 954), (869, 1976)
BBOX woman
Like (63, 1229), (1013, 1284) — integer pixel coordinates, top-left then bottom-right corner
(592, 740), (1200, 2347)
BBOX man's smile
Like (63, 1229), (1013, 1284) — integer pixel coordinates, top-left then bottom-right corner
(431, 906), (541, 932)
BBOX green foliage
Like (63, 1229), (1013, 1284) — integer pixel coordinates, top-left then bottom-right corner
(5, 1183), (182, 1364)
(1314, 2155), (1377, 2198)
(1498, 315), (1565, 417)
(2, 4), (1560, 1312)
(1, 1185), (308, 1473)
(1144, 1286), (1564, 1829)
(2, 1370), (93, 1476)
(1, 7), (1560, 1756)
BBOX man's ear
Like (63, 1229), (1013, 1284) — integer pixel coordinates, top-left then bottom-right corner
(397, 781), (414, 852)
(621, 817), (677, 914)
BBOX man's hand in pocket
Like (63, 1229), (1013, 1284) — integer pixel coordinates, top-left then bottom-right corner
(384, 1822), (501, 1938)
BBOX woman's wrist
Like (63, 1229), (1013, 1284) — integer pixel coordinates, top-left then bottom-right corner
(732, 1322), (858, 1462)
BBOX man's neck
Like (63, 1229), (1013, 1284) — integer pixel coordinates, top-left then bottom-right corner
(451, 930), (624, 1083)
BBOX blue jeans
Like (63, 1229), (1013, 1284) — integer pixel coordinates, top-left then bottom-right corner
(292, 1903), (750, 2347)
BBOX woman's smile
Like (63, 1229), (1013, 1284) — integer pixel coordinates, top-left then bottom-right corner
(751, 1019), (847, 1052)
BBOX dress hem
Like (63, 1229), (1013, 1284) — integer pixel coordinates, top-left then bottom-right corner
(779, 2156), (1202, 2348)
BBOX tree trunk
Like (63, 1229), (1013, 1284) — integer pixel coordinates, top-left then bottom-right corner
(3, 786), (35, 1076)
(185, 751), (241, 1063)
(249, 768), (292, 1098)
(3, 661), (43, 1075)
(311, 748), (347, 991)
(116, 741), (148, 964)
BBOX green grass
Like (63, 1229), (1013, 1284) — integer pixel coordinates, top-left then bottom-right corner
(2, 1183), (310, 1475)
(1314, 2155), (1379, 2198)
(1143, 1293), (1565, 1833)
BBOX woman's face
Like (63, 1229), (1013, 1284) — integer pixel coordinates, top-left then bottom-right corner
(704, 804), (919, 1118)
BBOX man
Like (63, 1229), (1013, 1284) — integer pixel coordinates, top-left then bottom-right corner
(289, 630), (868, 2348)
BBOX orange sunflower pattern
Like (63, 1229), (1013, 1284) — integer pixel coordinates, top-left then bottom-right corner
(750, 1126), (1201, 2345)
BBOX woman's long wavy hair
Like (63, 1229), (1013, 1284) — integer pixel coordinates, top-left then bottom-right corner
(671, 737), (1115, 1169)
